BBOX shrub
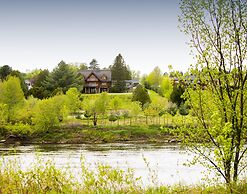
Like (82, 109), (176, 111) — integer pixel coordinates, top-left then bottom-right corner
(109, 114), (118, 122)
(167, 102), (178, 116)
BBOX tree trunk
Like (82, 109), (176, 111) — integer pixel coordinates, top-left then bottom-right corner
(93, 114), (97, 126)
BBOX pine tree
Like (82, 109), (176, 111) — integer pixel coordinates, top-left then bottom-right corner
(110, 54), (131, 92)
(89, 59), (100, 70)
(42, 61), (83, 97)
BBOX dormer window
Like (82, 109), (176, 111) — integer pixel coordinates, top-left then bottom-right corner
(101, 75), (107, 80)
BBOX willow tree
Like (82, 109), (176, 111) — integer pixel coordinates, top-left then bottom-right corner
(180, 0), (247, 184)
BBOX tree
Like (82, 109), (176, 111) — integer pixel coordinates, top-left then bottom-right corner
(10, 70), (28, 97)
(89, 59), (100, 70)
(0, 66), (28, 97)
(0, 104), (7, 125)
(42, 61), (84, 97)
(32, 94), (69, 132)
(170, 85), (185, 106)
(109, 96), (122, 112)
(0, 65), (12, 81)
(180, 0), (247, 184)
(146, 66), (163, 92)
(132, 84), (151, 107)
(0, 76), (25, 122)
(166, 102), (178, 116)
(28, 69), (49, 99)
(178, 102), (189, 116)
(131, 70), (141, 80)
(110, 54), (132, 93)
(65, 87), (81, 113)
(126, 101), (142, 125)
(144, 104), (159, 124)
(160, 75), (173, 98)
(82, 93), (109, 126)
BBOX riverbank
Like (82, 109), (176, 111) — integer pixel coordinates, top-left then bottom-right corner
(0, 123), (179, 144)
(0, 156), (246, 194)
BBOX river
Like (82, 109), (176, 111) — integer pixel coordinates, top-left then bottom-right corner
(0, 143), (213, 186)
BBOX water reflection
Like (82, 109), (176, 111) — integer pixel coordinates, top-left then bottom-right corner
(0, 143), (208, 185)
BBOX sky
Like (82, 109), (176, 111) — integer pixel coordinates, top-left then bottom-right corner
(0, 0), (194, 75)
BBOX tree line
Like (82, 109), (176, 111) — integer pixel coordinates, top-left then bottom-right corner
(0, 54), (133, 99)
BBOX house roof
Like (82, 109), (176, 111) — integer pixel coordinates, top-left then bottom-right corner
(78, 70), (112, 82)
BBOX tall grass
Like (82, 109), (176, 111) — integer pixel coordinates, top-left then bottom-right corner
(0, 156), (246, 193)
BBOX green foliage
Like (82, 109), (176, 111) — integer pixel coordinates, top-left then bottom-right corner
(144, 104), (159, 117)
(0, 76), (25, 122)
(82, 92), (109, 126)
(110, 54), (131, 92)
(42, 61), (83, 97)
(170, 85), (185, 106)
(110, 80), (126, 93)
(32, 95), (69, 132)
(109, 96), (123, 111)
(0, 65), (12, 81)
(149, 90), (168, 115)
(28, 69), (49, 99)
(132, 84), (151, 107)
(167, 102), (178, 116)
(0, 157), (246, 193)
(180, 0), (247, 184)
(127, 101), (142, 118)
(15, 96), (38, 124)
(0, 103), (7, 125)
(89, 59), (100, 70)
(0, 66), (28, 97)
(65, 87), (81, 113)
(109, 114), (118, 122)
(179, 102), (189, 116)
(146, 66), (163, 92)
(160, 75), (173, 98)
(10, 70), (28, 97)
(4, 123), (32, 136)
(141, 74), (152, 89)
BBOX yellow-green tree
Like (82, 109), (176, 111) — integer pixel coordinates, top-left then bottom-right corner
(65, 87), (81, 113)
(160, 76), (173, 98)
(0, 76), (25, 122)
(32, 95), (68, 132)
(146, 66), (163, 93)
(180, 0), (247, 184)
(82, 93), (109, 126)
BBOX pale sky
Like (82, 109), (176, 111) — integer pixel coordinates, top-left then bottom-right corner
(0, 0), (194, 75)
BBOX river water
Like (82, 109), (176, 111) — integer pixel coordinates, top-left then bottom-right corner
(0, 143), (211, 186)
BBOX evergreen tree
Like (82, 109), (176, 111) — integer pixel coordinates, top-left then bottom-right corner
(132, 84), (151, 107)
(28, 70), (49, 99)
(89, 59), (100, 70)
(110, 54), (131, 93)
(170, 85), (185, 106)
(42, 61), (84, 97)
(0, 65), (12, 81)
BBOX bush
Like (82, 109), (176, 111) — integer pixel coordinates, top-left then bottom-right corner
(4, 123), (32, 136)
(179, 103), (189, 116)
(132, 84), (151, 107)
(167, 102), (178, 116)
(109, 114), (118, 122)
